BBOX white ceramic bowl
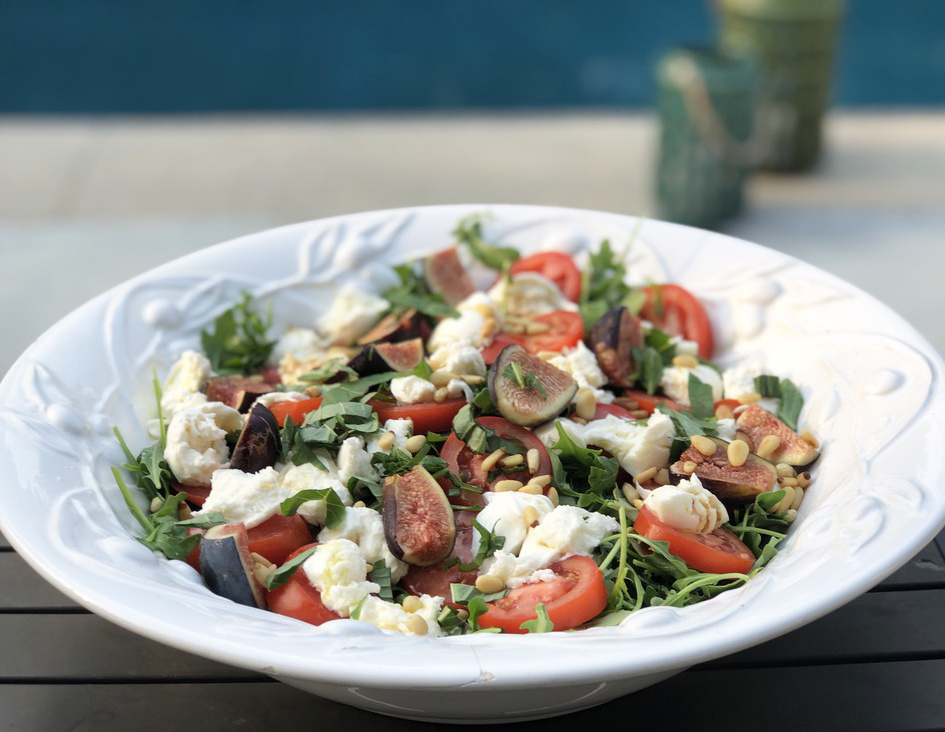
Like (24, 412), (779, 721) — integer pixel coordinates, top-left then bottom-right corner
(2, 204), (944, 723)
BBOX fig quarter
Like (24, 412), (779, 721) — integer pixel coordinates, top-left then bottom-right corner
(382, 466), (456, 566)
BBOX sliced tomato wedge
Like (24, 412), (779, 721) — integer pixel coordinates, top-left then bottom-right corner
(509, 252), (582, 301)
(639, 284), (714, 360)
(174, 481), (211, 507)
(634, 505), (755, 575)
(477, 555), (607, 633)
(266, 543), (342, 626)
(480, 311), (584, 364)
(368, 397), (466, 434)
(481, 334), (522, 365)
(269, 397), (323, 427)
(247, 513), (313, 566)
(622, 389), (686, 415)
(591, 403), (637, 421)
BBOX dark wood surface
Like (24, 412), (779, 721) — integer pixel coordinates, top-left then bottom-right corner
(3, 529), (945, 732)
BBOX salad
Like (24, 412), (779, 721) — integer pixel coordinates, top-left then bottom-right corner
(113, 214), (820, 637)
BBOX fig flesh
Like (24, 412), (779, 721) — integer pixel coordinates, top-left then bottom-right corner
(735, 404), (820, 467)
(383, 466), (456, 566)
(206, 375), (274, 413)
(357, 309), (431, 346)
(229, 403), (280, 474)
(587, 306), (643, 387)
(488, 344), (577, 427)
(671, 436), (778, 503)
(347, 338), (425, 376)
(424, 247), (476, 306)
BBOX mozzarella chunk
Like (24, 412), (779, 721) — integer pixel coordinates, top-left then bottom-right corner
(472, 491), (556, 556)
(660, 364), (724, 407)
(161, 350), (211, 421)
(270, 327), (329, 367)
(722, 360), (765, 400)
(252, 390), (309, 410)
(336, 436), (379, 484)
(716, 417), (737, 442)
(427, 292), (502, 352)
(280, 460), (352, 526)
(302, 539), (380, 617)
(365, 418), (414, 455)
(487, 271), (577, 319)
(200, 466), (288, 529)
(643, 475), (729, 534)
(390, 375), (436, 405)
(316, 283), (389, 346)
(427, 342), (487, 377)
(356, 595), (444, 637)
(671, 336), (700, 358)
(547, 341), (615, 404)
(482, 505), (618, 588)
(446, 378), (474, 402)
(164, 402), (242, 486)
(317, 506), (408, 582)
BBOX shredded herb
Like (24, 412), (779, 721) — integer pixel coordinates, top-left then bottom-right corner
(752, 375), (805, 431)
(686, 373), (716, 421)
(383, 263), (459, 320)
(453, 214), (520, 271)
(632, 346), (665, 395)
(279, 488), (346, 529)
(520, 603), (554, 633)
(265, 545), (318, 591)
(578, 231), (645, 331)
(200, 290), (275, 375)
(502, 361), (548, 399)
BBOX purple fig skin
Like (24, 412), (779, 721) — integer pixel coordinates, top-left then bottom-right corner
(587, 306), (643, 388)
(228, 403), (280, 474)
(383, 466), (456, 567)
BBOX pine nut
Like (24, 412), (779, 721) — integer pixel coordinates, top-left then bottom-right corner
(252, 563), (275, 587)
(353, 500), (366, 508)
(526, 448), (540, 474)
(494, 479), (524, 492)
(475, 575), (506, 594)
(547, 486), (560, 506)
(455, 608), (470, 620)
(528, 474), (553, 487)
(681, 461), (698, 474)
(461, 374), (485, 385)
(149, 497), (164, 513)
(738, 392), (762, 405)
(480, 448), (506, 473)
(572, 417), (587, 425)
(791, 486), (805, 511)
(774, 485), (795, 513)
(377, 431), (396, 451)
(519, 483), (543, 495)
(406, 614), (429, 635)
(575, 389), (597, 421)
(672, 354), (699, 370)
(250, 552), (273, 568)
(402, 595), (423, 613)
(521, 505), (540, 526)
(526, 321), (551, 335)
(690, 435), (717, 456)
(433, 387), (448, 403)
(404, 434), (427, 454)
(632, 498), (644, 509)
(797, 471), (811, 488)
(500, 453), (524, 468)
(304, 385), (322, 398)
(537, 351), (559, 361)
(756, 435), (781, 461)
(431, 370), (457, 387)
(621, 482), (639, 503)
(801, 429), (820, 448)
(614, 397), (639, 410)
(715, 403), (734, 420)
(784, 508), (798, 523)
(634, 467), (658, 484)
(776, 462), (796, 478)
(779, 476), (798, 487)
(178, 503), (193, 520)
(655, 468), (670, 485)
(727, 439), (749, 467)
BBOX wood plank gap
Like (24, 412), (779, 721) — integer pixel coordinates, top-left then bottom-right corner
(0, 676), (272, 686)
(0, 608), (91, 615)
(703, 648), (945, 671)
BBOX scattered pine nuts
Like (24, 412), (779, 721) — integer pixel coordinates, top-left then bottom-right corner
(537, 351), (559, 361)
(776, 462), (796, 478)
(519, 483), (543, 495)
(528, 474), (552, 487)
(575, 389), (597, 421)
(431, 370), (457, 387)
(150, 497), (164, 513)
(377, 431), (396, 451)
(634, 467), (658, 484)
(526, 321), (551, 335)
(672, 354), (699, 370)
(779, 476), (798, 487)
(621, 482), (639, 504)
(547, 486), (560, 506)
(433, 387), (449, 403)
(681, 460), (698, 474)
(461, 374), (485, 385)
(630, 410), (650, 420)
(791, 486), (805, 511)
(801, 429), (820, 448)
(455, 608), (470, 620)
(655, 468), (671, 485)
(690, 434), (717, 456)
(572, 417), (588, 425)
(738, 392), (762, 405)
(494, 479), (524, 493)
(727, 439), (749, 467)
(406, 614), (429, 635)
(402, 595), (423, 614)
(250, 552), (273, 568)
(614, 397), (639, 411)
(715, 403), (734, 420)
(303, 385), (322, 398)
(784, 508), (798, 523)
(756, 435), (781, 461)
(526, 448), (540, 474)
(774, 485), (796, 513)
(353, 500), (366, 509)
(480, 448), (506, 473)
(475, 575), (505, 594)
(632, 498), (644, 509)
(521, 505), (540, 527)
(797, 471), (811, 488)
(404, 434), (427, 454)
(500, 453), (525, 468)
(252, 563), (275, 587)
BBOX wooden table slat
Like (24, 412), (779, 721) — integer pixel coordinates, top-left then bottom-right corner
(0, 553), (83, 610)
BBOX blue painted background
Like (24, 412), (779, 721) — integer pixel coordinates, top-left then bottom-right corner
(3, 0), (943, 113)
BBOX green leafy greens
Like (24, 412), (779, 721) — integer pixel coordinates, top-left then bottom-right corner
(200, 290), (275, 375)
(453, 214), (520, 271)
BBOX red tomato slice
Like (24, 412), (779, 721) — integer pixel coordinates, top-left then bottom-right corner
(623, 389), (687, 415)
(634, 506), (755, 575)
(481, 334), (522, 366)
(401, 510), (478, 605)
(591, 403), (637, 421)
(368, 397), (466, 434)
(640, 284), (714, 360)
(184, 527), (205, 572)
(173, 481), (211, 507)
(509, 252), (582, 301)
(247, 513), (313, 566)
(270, 397), (323, 427)
(266, 543), (342, 626)
(480, 311), (584, 365)
(477, 555), (608, 633)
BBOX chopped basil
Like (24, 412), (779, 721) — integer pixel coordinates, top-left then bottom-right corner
(777, 379), (804, 432)
(278, 488), (346, 529)
(632, 346), (665, 395)
(265, 545), (318, 591)
(453, 214), (520, 271)
(686, 373), (716, 421)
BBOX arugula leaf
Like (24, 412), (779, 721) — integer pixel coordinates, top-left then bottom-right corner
(279, 488), (346, 530)
(550, 423), (619, 497)
(686, 373), (715, 421)
(371, 444), (448, 479)
(383, 263), (459, 320)
(450, 519), (506, 572)
(578, 235), (643, 330)
(281, 416), (328, 468)
(200, 291), (275, 376)
(453, 214), (520, 271)
(520, 603), (555, 633)
(777, 379), (804, 432)
(265, 545), (318, 591)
